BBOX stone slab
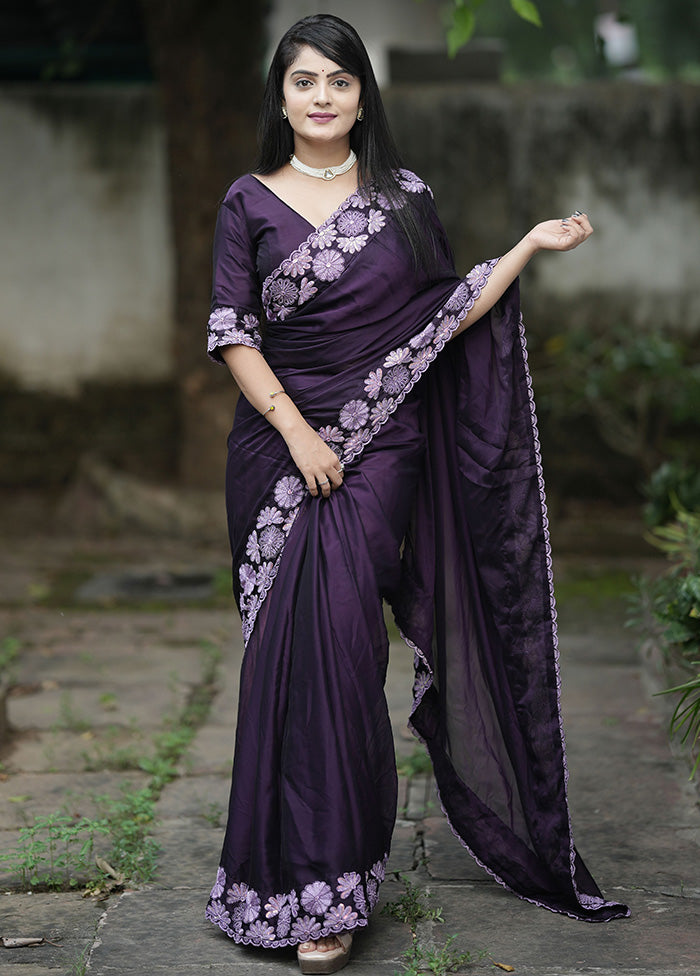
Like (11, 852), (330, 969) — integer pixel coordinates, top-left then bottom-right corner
(0, 771), (151, 829)
(3, 728), (147, 775)
(0, 891), (104, 975)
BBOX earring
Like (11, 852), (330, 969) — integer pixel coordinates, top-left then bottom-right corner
(356, 107), (364, 121)
(281, 106), (288, 119)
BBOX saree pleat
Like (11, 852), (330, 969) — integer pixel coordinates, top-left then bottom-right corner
(205, 172), (629, 949)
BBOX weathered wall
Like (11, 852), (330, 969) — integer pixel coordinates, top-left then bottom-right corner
(0, 86), (174, 396)
(384, 81), (700, 337)
(1, 82), (699, 489)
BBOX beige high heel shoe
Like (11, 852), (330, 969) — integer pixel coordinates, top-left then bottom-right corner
(297, 932), (352, 974)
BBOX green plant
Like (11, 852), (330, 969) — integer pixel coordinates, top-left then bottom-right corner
(0, 813), (109, 889)
(96, 786), (159, 883)
(0, 636), (21, 677)
(382, 876), (444, 929)
(397, 745), (433, 779)
(643, 462), (700, 529)
(399, 936), (485, 976)
(658, 670), (700, 777)
(57, 692), (92, 733)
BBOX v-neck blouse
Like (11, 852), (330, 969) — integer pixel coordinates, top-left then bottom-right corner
(212, 174), (355, 315)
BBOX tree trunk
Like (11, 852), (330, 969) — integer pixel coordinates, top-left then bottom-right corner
(140, 0), (270, 487)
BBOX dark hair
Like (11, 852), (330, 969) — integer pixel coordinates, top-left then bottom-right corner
(254, 14), (440, 275)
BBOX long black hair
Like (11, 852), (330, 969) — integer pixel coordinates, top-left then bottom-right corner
(254, 14), (441, 275)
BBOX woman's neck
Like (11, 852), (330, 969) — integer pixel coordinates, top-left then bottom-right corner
(292, 137), (352, 170)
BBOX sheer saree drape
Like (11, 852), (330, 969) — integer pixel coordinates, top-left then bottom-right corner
(204, 172), (629, 949)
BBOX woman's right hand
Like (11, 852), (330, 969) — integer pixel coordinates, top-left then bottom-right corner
(283, 422), (344, 498)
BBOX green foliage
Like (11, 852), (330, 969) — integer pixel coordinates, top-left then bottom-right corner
(634, 504), (700, 775)
(382, 876), (445, 929)
(0, 813), (109, 889)
(95, 786), (159, 882)
(445, 0), (540, 56)
(399, 935), (485, 975)
(539, 327), (700, 477)
(643, 462), (700, 529)
(397, 744), (433, 778)
(0, 636), (21, 677)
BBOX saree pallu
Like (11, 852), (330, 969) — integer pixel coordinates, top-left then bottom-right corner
(205, 171), (629, 948)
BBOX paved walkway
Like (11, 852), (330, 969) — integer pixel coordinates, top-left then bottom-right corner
(1, 536), (699, 976)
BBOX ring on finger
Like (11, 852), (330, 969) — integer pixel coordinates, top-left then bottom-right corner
(318, 478), (330, 486)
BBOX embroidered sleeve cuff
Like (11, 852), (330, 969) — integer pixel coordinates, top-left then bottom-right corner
(207, 306), (263, 363)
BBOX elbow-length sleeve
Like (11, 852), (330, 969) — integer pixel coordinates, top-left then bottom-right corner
(207, 193), (263, 363)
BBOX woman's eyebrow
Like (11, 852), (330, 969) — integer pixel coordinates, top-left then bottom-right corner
(289, 68), (351, 78)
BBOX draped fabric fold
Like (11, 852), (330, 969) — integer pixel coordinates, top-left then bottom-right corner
(205, 172), (629, 949)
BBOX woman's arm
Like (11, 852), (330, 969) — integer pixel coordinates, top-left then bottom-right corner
(452, 212), (593, 340)
(221, 344), (343, 499)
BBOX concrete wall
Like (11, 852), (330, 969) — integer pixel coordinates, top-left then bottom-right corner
(0, 86), (173, 396)
(384, 81), (700, 337)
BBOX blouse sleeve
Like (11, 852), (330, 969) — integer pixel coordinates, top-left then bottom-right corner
(207, 193), (263, 363)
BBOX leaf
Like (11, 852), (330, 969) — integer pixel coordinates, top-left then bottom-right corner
(1, 936), (46, 947)
(510, 0), (542, 28)
(494, 965), (516, 973)
(447, 5), (475, 58)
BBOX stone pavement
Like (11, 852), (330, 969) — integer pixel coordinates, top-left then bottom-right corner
(1, 535), (699, 976)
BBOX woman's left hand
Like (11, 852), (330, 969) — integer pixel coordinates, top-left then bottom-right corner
(526, 212), (593, 253)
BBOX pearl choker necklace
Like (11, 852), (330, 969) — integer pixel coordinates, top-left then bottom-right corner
(289, 150), (357, 181)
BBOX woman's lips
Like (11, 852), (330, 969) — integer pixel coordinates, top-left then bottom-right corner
(308, 113), (336, 123)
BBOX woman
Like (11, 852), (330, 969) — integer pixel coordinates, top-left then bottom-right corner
(205, 13), (629, 974)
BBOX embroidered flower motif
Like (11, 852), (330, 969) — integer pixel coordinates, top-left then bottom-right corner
(255, 561), (276, 591)
(242, 889), (262, 924)
(288, 891), (300, 918)
(398, 169), (426, 193)
(298, 277), (318, 303)
(467, 262), (492, 290)
(324, 903), (359, 931)
(312, 224), (338, 249)
(382, 365), (410, 396)
(290, 915), (323, 943)
(230, 904), (245, 934)
(242, 312), (260, 330)
(384, 347), (411, 368)
(269, 277), (299, 307)
(208, 306), (238, 330)
(352, 885), (368, 917)
(226, 883), (249, 904)
(336, 872), (362, 899)
(241, 593), (261, 619)
(265, 894), (287, 918)
(410, 323), (436, 349)
(282, 506), (299, 534)
(339, 399), (370, 431)
(370, 398), (394, 426)
(313, 249), (345, 282)
(413, 670), (433, 700)
(210, 867), (226, 900)
(239, 563), (256, 596)
(337, 209), (368, 235)
(318, 425), (345, 446)
(246, 919), (275, 942)
(257, 506), (284, 528)
(245, 531), (261, 565)
(277, 904), (292, 937)
(301, 881), (334, 915)
(364, 369), (383, 398)
(207, 306), (262, 355)
(410, 347), (433, 373)
(366, 878), (378, 909)
(444, 282), (469, 313)
(337, 234), (368, 254)
(370, 861), (386, 882)
(282, 250), (313, 277)
(434, 314), (459, 343)
(259, 525), (285, 560)
(367, 209), (386, 234)
(206, 900), (231, 928)
(274, 475), (304, 509)
(376, 191), (392, 210)
(343, 428), (371, 455)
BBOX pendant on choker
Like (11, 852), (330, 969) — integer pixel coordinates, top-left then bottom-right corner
(289, 150), (357, 180)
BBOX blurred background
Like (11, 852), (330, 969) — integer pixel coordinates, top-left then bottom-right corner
(0, 0), (699, 534)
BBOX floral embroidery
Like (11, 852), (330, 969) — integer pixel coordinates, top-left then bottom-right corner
(206, 855), (388, 948)
(299, 277), (318, 303)
(313, 249), (345, 282)
(384, 347), (411, 367)
(282, 251), (313, 277)
(257, 506), (284, 528)
(367, 209), (386, 234)
(382, 365), (410, 395)
(274, 476), (304, 509)
(337, 209), (368, 235)
(259, 525), (285, 559)
(207, 305), (262, 360)
(339, 399), (369, 430)
(337, 234), (368, 254)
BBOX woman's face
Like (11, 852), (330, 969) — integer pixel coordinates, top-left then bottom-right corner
(281, 44), (361, 153)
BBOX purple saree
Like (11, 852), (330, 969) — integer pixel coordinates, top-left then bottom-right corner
(204, 171), (629, 948)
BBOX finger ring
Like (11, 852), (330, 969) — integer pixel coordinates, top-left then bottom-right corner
(337, 462), (345, 472)
(318, 478), (329, 486)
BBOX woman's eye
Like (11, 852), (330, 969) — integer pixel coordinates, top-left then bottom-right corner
(295, 79), (311, 88)
(333, 79), (349, 88)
